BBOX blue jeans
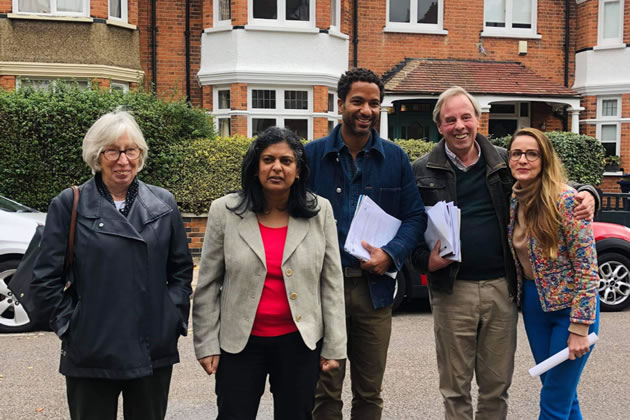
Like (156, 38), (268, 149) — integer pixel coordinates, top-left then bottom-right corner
(521, 280), (600, 420)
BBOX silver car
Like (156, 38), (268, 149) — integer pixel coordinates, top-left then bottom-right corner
(0, 195), (46, 333)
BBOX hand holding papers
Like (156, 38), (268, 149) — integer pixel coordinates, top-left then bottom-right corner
(344, 195), (401, 279)
(424, 201), (461, 262)
(528, 332), (599, 377)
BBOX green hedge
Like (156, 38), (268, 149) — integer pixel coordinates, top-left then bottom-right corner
(0, 84), (214, 211)
(489, 131), (605, 186)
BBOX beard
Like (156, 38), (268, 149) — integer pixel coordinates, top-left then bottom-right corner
(342, 112), (378, 136)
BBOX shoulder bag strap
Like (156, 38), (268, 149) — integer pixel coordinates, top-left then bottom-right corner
(64, 185), (80, 270)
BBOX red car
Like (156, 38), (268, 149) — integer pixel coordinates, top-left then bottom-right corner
(394, 221), (630, 312)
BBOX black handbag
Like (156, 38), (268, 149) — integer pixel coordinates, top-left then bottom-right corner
(8, 186), (80, 329)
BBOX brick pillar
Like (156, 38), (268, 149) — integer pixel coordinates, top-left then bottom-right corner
(478, 112), (489, 136)
(201, 85), (213, 110)
(92, 78), (111, 90)
(316, 0), (331, 30)
(202, 0), (212, 28)
(230, 83), (248, 136)
(0, 75), (16, 90)
(128, 0), (139, 25)
(90, 0), (108, 19)
(232, 0), (248, 26)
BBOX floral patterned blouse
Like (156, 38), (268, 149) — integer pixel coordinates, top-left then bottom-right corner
(507, 185), (598, 325)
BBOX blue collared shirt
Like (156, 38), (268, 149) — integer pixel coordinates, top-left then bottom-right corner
(305, 125), (426, 308)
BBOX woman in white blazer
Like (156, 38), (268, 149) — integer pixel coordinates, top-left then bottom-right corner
(193, 126), (346, 420)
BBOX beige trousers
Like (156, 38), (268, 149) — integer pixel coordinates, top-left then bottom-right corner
(431, 278), (518, 420)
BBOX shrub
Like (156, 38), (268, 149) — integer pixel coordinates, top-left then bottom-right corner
(393, 139), (436, 162)
(0, 84), (214, 210)
(490, 131), (605, 185)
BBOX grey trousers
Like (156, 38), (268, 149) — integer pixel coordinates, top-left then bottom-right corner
(431, 278), (518, 420)
(313, 276), (392, 420)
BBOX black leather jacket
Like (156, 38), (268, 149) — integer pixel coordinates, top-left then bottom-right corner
(32, 177), (193, 379)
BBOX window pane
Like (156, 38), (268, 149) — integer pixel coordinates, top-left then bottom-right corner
(284, 119), (308, 139)
(57, 0), (83, 12)
(490, 104), (515, 114)
(485, 0), (505, 27)
(254, 0), (277, 19)
(285, 90), (308, 110)
(219, 118), (231, 137)
(287, 0), (309, 21)
(252, 90), (276, 109)
(19, 79), (52, 91)
(602, 99), (618, 117)
(253, 118), (276, 136)
(512, 0), (531, 28)
(603, 1), (620, 39)
(218, 90), (230, 109)
(219, 0), (231, 21)
(520, 103), (529, 117)
(601, 124), (617, 142)
(330, 0), (337, 26)
(417, 0), (438, 24)
(390, 0), (410, 23)
(603, 142), (617, 156)
(328, 120), (335, 133)
(18, 0), (51, 13)
(109, 0), (121, 18)
(328, 93), (335, 112)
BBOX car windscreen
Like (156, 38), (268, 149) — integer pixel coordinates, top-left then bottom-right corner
(0, 195), (34, 213)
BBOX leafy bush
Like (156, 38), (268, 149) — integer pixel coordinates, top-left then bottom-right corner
(393, 139), (436, 162)
(0, 83), (214, 210)
(166, 136), (251, 214)
(490, 131), (605, 185)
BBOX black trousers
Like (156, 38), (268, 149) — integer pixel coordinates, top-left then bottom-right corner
(65, 366), (173, 420)
(215, 331), (322, 420)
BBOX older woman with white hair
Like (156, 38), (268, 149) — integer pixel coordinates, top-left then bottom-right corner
(32, 109), (193, 420)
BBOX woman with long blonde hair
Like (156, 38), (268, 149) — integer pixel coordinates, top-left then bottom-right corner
(507, 127), (599, 420)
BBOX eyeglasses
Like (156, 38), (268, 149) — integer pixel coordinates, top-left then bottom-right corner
(101, 147), (140, 161)
(509, 149), (540, 162)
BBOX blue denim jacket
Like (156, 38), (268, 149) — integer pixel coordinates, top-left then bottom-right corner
(305, 125), (426, 309)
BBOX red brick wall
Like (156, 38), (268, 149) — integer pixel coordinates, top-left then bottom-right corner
(575, 0), (598, 50)
(202, 0), (212, 28)
(316, 0), (331, 30)
(0, 75), (16, 90)
(183, 216), (208, 257)
(0, 0), (11, 13)
(137, 0), (203, 106)
(90, 0), (108, 19)
(600, 177), (622, 193)
(128, 0), (139, 26)
(232, 0), (247, 26)
(352, 0), (574, 88)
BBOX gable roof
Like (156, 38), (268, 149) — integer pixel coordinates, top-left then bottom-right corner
(383, 58), (579, 97)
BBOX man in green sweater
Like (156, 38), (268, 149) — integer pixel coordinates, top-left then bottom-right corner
(411, 86), (597, 420)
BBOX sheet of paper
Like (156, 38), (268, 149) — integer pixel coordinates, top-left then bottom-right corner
(528, 332), (599, 377)
(424, 201), (461, 261)
(343, 195), (401, 279)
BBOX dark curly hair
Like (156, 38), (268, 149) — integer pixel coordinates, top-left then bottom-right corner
(337, 67), (384, 103)
(228, 126), (319, 219)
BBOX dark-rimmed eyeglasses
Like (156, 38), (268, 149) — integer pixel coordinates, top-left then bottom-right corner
(101, 148), (140, 161)
(509, 149), (540, 162)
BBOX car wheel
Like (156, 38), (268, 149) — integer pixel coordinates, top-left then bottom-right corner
(392, 270), (407, 312)
(0, 259), (35, 333)
(598, 252), (630, 312)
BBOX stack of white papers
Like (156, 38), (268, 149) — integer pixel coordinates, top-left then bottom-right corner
(424, 201), (461, 262)
(343, 195), (401, 279)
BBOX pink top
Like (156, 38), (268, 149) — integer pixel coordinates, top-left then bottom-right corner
(251, 223), (298, 337)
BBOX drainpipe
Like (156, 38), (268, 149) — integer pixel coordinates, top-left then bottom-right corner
(352, 0), (358, 67)
(151, 0), (157, 94)
(563, 0), (570, 131)
(185, 0), (191, 105)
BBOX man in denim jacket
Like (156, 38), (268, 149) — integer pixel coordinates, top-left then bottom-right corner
(411, 86), (598, 420)
(306, 68), (426, 420)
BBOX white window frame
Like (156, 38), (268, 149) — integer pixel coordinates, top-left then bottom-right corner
(488, 102), (531, 132)
(110, 81), (129, 92)
(481, 0), (540, 39)
(213, 0), (232, 28)
(597, 0), (625, 49)
(13, 0), (89, 17)
(247, 86), (313, 138)
(596, 96), (622, 157)
(248, 0), (316, 29)
(215, 88), (231, 112)
(385, 0), (447, 35)
(108, 0), (128, 23)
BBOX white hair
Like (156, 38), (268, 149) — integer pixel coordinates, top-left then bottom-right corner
(82, 108), (148, 174)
